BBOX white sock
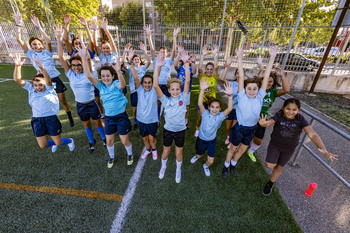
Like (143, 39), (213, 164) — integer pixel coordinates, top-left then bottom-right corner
(224, 161), (230, 168)
(161, 159), (168, 168)
(125, 144), (132, 155)
(176, 160), (182, 172)
(231, 159), (237, 166)
(203, 163), (208, 169)
(249, 142), (260, 154)
(107, 145), (115, 159)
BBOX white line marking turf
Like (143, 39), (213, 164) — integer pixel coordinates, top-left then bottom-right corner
(110, 149), (147, 233)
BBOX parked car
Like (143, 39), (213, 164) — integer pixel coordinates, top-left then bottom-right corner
(274, 52), (320, 71)
(304, 47), (339, 57)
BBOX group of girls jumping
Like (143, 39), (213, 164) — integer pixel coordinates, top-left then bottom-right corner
(11, 13), (338, 194)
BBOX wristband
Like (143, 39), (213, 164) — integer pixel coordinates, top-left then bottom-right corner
(91, 28), (97, 31)
(191, 61), (195, 63)
(147, 33), (151, 37)
(15, 24), (22, 28)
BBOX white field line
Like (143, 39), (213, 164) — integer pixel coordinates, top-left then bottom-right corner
(110, 149), (147, 233)
(0, 79), (12, 83)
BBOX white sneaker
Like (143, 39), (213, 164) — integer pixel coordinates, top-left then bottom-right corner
(225, 137), (230, 145)
(152, 150), (158, 160)
(227, 143), (231, 149)
(107, 158), (114, 168)
(141, 149), (151, 159)
(175, 171), (181, 183)
(158, 166), (166, 179)
(68, 139), (75, 151)
(194, 130), (199, 137)
(51, 145), (58, 153)
(203, 164), (211, 176)
(190, 156), (199, 164)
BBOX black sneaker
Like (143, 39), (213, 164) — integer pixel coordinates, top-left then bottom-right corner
(102, 139), (107, 148)
(88, 139), (96, 153)
(132, 124), (139, 131)
(229, 164), (236, 176)
(262, 181), (275, 196)
(222, 166), (229, 178)
(67, 112), (74, 127)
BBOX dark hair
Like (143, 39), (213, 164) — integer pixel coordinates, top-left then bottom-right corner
(244, 76), (262, 88)
(71, 37), (80, 46)
(69, 56), (82, 66)
(98, 66), (117, 81)
(234, 68), (245, 81)
(29, 37), (43, 46)
(159, 46), (168, 54)
(268, 71), (281, 89)
(130, 54), (145, 65)
(208, 98), (222, 108)
(141, 74), (153, 84)
(99, 28), (109, 42)
(205, 62), (214, 69)
(283, 98), (301, 109)
(32, 73), (44, 82)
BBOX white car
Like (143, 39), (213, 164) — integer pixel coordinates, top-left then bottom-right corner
(305, 47), (339, 57)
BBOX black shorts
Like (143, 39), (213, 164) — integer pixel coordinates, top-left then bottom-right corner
(76, 100), (101, 122)
(229, 123), (258, 146)
(139, 121), (157, 138)
(160, 85), (171, 97)
(104, 111), (132, 135)
(265, 142), (296, 167)
(227, 109), (237, 121)
(163, 128), (186, 147)
(196, 137), (217, 157)
(51, 76), (67, 93)
(254, 123), (266, 140)
(31, 115), (62, 137)
(130, 92), (138, 107)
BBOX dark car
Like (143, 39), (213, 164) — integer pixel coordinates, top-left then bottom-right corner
(274, 52), (320, 71)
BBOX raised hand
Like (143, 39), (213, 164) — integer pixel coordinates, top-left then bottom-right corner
(14, 11), (23, 26)
(64, 14), (71, 25)
(78, 30), (84, 45)
(76, 46), (87, 58)
(257, 56), (263, 65)
(258, 114), (268, 127)
(53, 24), (63, 38)
(78, 16), (88, 27)
(235, 49), (244, 59)
(90, 17), (98, 30)
(200, 77), (209, 90)
(12, 53), (25, 66)
(143, 25), (153, 35)
(173, 27), (181, 37)
(202, 44), (208, 56)
(139, 41), (146, 51)
(30, 16), (41, 28)
(128, 48), (135, 61)
(318, 148), (338, 162)
(177, 43), (184, 53)
(212, 44), (219, 55)
(180, 50), (189, 62)
(101, 18), (108, 30)
(111, 56), (122, 72)
(274, 66), (284, 76)
(155, 53), (165, 67)
(226, 56), (234, 66)
(32, 57), (44, 70)
(124, 43), (132, 52)
(269, 47), (277, 58)
(222, 82), (233, 96)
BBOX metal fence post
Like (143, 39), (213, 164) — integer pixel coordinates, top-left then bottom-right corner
(151, 0), (155, 46)
(200, 27), (205, 58)
(217, 0), (227, 58)
(292, 118), (314, 166)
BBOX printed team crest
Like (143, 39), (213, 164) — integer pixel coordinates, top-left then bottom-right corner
(179, 100), (183, 106)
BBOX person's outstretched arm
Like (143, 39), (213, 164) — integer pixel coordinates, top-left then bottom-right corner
(14, 11), (28, 53)
(198, 44), (208, 77)
(275, 67), (290, 96)
(32, 58), (52, 86)
(198, 77), (209, 114)
(130, 62), (140, 89)
(153, 54), (165, 98)
(190, 53), (197, 75)
(78, 16), (94, 53)
(261, 47), (277, 92)
(139, 42), (151, 69)
(76, 45), (98, 87)
(144, 25), (155, 60)
(63, 14), (73, 55)
(173, 44), (183, 71)
(258, 114), (275, 128)
(100, 18), (117, 53)
(220, 56), (234, 83)
(212, 44), (219, 77)
(111, 57), (125, 90)
(180, 50), (191, 95)
(31, 16), (52, 52)
(236, 49), (245, 92)
(170, 27), (181, 60)
(222, 83), (233, 117)
(54, 25), (70, 73)
(90, 17), (100, 56)
(12, 54), (26, 87)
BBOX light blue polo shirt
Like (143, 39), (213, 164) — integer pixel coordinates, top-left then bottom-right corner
(159, 92), (188, 132)
(236, 89), (266, 127)
(96, 80), (128, 116)
(199, 110), (226, 141)
(65, 69), (95, 103)
(24, 49), (60, 78)
(136, 85), (158, 124)
(22, 81), (59, 117)
(98, 51), (118, 67)
(153, 57), (174, 85)
(229, 81), (239, 109)
(127, 65), (147, 94)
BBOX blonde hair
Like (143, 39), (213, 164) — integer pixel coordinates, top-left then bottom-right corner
(166, 78), (182, 88)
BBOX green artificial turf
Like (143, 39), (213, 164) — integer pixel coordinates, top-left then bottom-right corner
(0, 64), (301, 232)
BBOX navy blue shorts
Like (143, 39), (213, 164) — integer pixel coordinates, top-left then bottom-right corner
(31, 115), (62, 137)
(229, 123), (258, 146)
(227, 109), (237, 120)
(160, 84), (171, 97)
(196, 137), (217, 157)
(130, 92), (138, 107)
(94, 87), (100, 97)
(266, 142), (296, 167)
(104, 111), (132, 135)
(254, 123), (266, 140)
(163, 128), (186, 147)
(51, 76), (67, 93)
(139, 121), (157, 138)
(76, 100), (101, 122)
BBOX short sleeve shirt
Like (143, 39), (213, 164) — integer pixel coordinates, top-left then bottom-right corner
(22, 82), (59, 117)
(98, 51), (118, 67)
(270, 110), (309, 148)
(199, 74), (218, 103)
(260, 89), (278, 116)
(159, 92), (188, 132)
(65, 69), (95, 103)
(236, 89), (266, 127)
(176, 66), (193, 92)
(24, 49), (60, 78)
(127, 66), (147, 93)
(153, 58), (174, 85)
(199, 110), (226, 141)
(136, 85), (158, 124)
(96, 80), (128, 116)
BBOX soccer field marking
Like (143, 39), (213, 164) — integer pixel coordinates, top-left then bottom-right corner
(0, 182), (123, 202)
(0, 79), (12, 83)
(110, 150), (147, 233)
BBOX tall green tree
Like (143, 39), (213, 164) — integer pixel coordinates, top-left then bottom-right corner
(120, 1), (150, 27)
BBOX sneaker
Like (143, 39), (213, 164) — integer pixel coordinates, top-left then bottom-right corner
(51, 145), (58, 153)
(203, 164), (210, 176)
(158, 166), (166, 179)
(262, 181), (275, 196)
(190, 156), (199, 164)
(141, 149), (151, 159)
(68, 115), (74, 127)
(175, 171), (181, 183)
(152, 150), (158, 160)
(88, 139), (96, 153)
(247, 151), (257, 162)
(222, 166), (229, 178)
(194, 130), (199, 137)
(102, 139), (107, 148)
(107, 158), (114, 168)
(68, 139), (75, 151)
(132, 124), (139, 131)
(225, 137), (230, 144)
(229, 164), (236, 176)
(227, 143), (231, 149)
(186, 124), (190, 130)
(127, 155), (133, 165)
